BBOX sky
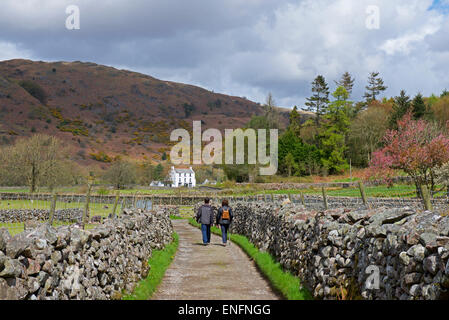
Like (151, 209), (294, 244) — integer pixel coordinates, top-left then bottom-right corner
(0, 0), (448, 108)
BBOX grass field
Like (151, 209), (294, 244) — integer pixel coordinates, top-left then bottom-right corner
(0, 199), (114, 216)
(0, 221), (97, 236)
(229, 184), (447, 198)
(0, 198), (117, 236)
(123, 233), (179, 300)
(1, 182), (446, 199)
(188, 218), (312, 300)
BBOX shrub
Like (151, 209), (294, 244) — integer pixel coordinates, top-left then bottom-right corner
(18, 80), (47, 105)
(90, 151), (113, 163)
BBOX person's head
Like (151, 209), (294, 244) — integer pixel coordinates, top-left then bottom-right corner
(222, 199), (229, 207)
(204, 198), (210, 204)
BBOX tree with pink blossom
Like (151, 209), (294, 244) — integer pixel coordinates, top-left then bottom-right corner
(366, 112), (449, 195)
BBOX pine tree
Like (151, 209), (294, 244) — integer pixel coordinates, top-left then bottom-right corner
(364, 72), (387, 103)
(412, 93), (426, 119)
(389, 90), (411, 129)
(335, 72), (355, 96)
(319, 86), (350, 174)
(289, 106), (302, 136)
(305, 75), (330, 125)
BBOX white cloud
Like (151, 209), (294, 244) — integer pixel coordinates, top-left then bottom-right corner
(380, 18), (442, 55)
(0, 42), (32, 61)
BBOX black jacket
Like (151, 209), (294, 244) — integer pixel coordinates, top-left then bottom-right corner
(216, 206), (233, 225)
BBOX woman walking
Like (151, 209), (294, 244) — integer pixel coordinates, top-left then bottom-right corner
(216, 199), (233, 246)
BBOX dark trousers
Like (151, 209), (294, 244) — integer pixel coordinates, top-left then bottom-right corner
(220, 224), (230, 243)
(201, 224), (211, 244)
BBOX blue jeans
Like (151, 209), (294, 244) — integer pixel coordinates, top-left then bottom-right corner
(201, 224), (211, 244)
(220, 224), (230, 243)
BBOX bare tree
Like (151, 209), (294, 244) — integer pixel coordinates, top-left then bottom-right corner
(348, 106), (389, 166)
(103, 159), (137, 189)
(0, 134), (70, 192)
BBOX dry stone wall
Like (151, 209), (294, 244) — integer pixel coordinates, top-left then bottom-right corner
(226, 202), (449, 300)
(0, 209), (85, 223)
(0, 208), (173, 300)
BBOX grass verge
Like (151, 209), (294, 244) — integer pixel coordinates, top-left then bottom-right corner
(170, 215), (186, 220)
(123, 232), (179, 300)
(188, 218), (312, 300)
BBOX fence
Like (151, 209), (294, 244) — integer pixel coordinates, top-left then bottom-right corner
(0, 190), (154, 236)
(2, 182), (449, 236)
(201, 183), (449, 213)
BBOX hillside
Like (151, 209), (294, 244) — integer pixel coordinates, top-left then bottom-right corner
(0, 59), (299, 165)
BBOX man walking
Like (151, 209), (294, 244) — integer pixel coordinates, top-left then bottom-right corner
(196, 198), (214, 245)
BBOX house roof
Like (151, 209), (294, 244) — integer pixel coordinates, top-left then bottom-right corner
(172, 167), (194, 174)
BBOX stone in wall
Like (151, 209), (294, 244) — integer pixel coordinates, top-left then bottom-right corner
(225, 201), (449, 300)
(0, 208), (173, 300)
(0, 209), (85, 224)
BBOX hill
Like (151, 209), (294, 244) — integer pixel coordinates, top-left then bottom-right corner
(0, 59), (304, 165)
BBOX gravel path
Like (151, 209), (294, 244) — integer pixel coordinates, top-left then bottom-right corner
(152, 220), (280, 300)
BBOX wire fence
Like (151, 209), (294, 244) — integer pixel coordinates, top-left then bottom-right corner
(2, 183), (449, 236)
(0, 191), (154, 236)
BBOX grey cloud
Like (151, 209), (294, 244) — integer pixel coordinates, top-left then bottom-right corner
(0, 0), (448, 108)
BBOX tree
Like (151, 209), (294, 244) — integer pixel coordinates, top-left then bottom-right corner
(263, 93), (280, 129)
(367, 112), (449, 194)
(348, 106), (389, 166)
(389, 90), (411, 129)
(364, 72), (387, 103)
(153, 163), (164, 180)
(0, 134), (69, 192)
(431, 95), (449, 128)
(319, 87), (351, 174)
(412, 93), (426, 119)
(434, 162), (449, 196)
(305, 75), (330, 125)
(278, 129), (321, 176)
(289, 106), (302, 136)
(103, 159), (137, 189)
(137, 161), (154, 185)
(284, 153), (297, 177)
(335, 72), (355, 96)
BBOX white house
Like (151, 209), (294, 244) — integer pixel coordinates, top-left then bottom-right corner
(150, 181), (165, 187)
(169, 166), (196, 188)
(202, 179), (217, 186)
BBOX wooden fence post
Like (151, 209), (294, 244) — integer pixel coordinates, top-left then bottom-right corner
(421, 185), (433, 211)
(82, 183), (92, 229)
(322, 187), (328, 210)
(112, 190), (120, 218)
(358, 181), (369, 208)
(300, 192), (305, 206)
(48, 192), (57, 226)
(133, 192), (137, 208)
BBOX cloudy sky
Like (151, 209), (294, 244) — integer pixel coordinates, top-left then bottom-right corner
(0, 0), (448, 108)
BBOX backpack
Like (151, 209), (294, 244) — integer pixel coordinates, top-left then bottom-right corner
(222, 208), (230, 220)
